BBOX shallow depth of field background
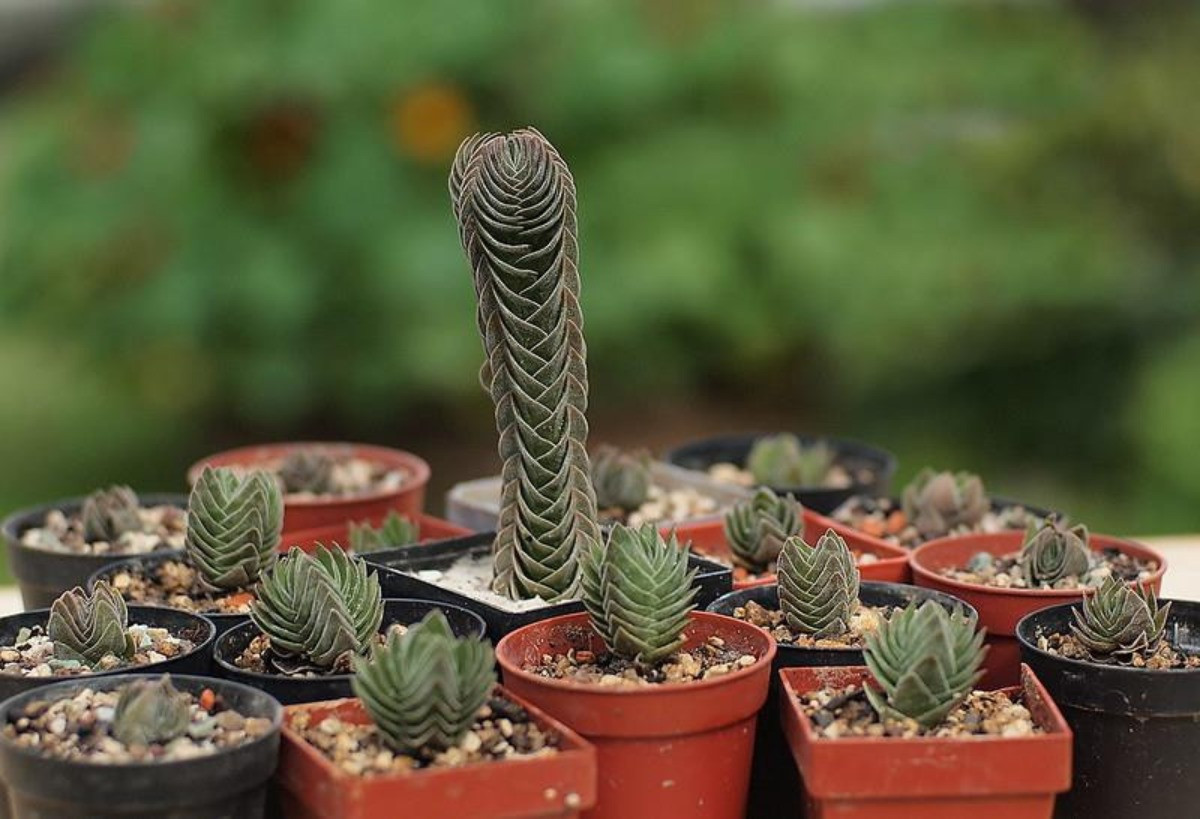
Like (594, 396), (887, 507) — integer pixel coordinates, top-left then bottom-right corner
(0, 0), (1198, 578)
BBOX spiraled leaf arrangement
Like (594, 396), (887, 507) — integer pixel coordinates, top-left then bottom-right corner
(777, 529), (860, 638)
(277, 450), (335, 495)
(591, 445), (652, 512)
(251, 546), (383, 669)
(80, 485), (142, 543)
(1070, 576), (1169, 658)
(864, 601), (987, 728)
(450, 128), (601, 602)
(581, 524), (698, 666)
(724, 487), (805, 573)
(1019, 517), (1091, 586)
(47, 581), (135, 664)
(112, 675), (191, 747)
(747, 434), (835, 488)
(186, 466), (283, 590)
(352, 611), (495, 754)
(348, 511), (419, 554)
(900, 468), (989, 540)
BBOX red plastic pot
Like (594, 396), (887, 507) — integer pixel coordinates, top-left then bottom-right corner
(779, 664), (1072, 818)
(275, 689), (597, 819)
(910, 531), (1166, 688)
(188, 442), (431, 534)
(495, 611), (775, 819)
(671, 509), (910, 590)
(281, 514), (471, 554)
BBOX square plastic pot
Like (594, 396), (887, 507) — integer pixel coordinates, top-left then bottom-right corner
(280, 513), (471, 554)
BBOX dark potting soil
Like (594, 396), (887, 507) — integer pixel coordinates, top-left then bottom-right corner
(939, 547), (1158, 591)
(525, 633), (758, 688)
(234, 625), (410, 677)
(831, 495), (1040, 549)
(0, 624), (199, 679)
(730, 600), (889, 648)
(1033, 631), (1200, 670)
(107, 560), (256, 615)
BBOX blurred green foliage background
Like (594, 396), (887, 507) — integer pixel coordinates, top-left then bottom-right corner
(0, 0), (1198, 566)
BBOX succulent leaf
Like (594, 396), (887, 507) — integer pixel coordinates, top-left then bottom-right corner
(591, 446), (652, 512)
(776, 529), (860, 637)
(900, 468), (989, 539)
(185, 466), (282, 590)
(1019, 517), (1091, 586)
(1070, 576), (1169, 657)
(347, 511), (419, 554)
(746, 435), (835, 487)
(277, 450), (336, 494)
(47, 581), (135, 664)
(112, 675), (192, 746)
(723, 487), (805, 573)
(80, 485), (142, 543)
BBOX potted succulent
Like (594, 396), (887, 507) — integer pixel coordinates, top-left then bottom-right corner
(780, 601), (1072, 817)
(665, 432), (898, 514)
(90, 466), (283, 637)
(1017, 579), (1199, 817)
(496, 523), (775, 819)
(911, 516), (1166, 686)
(0, 673), (281, 818)
(282, 509), (471, 555)
(275, 610), (597, 818)
(187, 441), (431, 534)
(2, 486), (187, 609)
(212, 545), (486, 704)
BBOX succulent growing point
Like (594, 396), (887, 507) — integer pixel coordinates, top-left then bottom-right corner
(252, 546), (383, 669)
(352, 610), (495, 754)
(80, 485), (142, 543)
(1019, 517), (1091, 586)
(591, 445), (652, 512)
(112, 675), (192, 747)
(776, 529), (860, 637)
(863, 601), (987, 728)
(347, 511), (420, 554)
(746, 434), (835, 488)
(47, 582), (135, 664)
(723, 487), (805, 573)
(1070, 576), (1169, 658)
(900, 468), (989, 539)
(450, 128), (601, 602)
(277, 449), (336, 495)
(186, 466), (283, 591)
(581, 524), (697, 666)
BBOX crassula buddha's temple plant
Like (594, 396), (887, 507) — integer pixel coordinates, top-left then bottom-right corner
(47, 581), (136, 664)
(747, 434), (836, 488)
(901, 468), (989, 541)
(187, 465), (283, 591)
(79, 486), (144, 544)
(1018, 517), (1091, 587)
(777, 529), (860, 640)
(724, 487), (805, 576)
(590, 445), (652, 515)
(346, 511), (419, 554)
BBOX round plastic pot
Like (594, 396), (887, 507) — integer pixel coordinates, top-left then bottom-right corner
(495, 611), (775, 819)
(779, 663), (1072, 818)
(275, 688), (597, 819)
(212, 598), (486, 705)
(1, 493), (187, 610)
(911, 531), (1166, 688)
(1017, 599), (1200, 817)
(0, 673), (281, 818)
(187, 442), (431, 534)
(664, 433), (897, 515)
(281, 513), (471, 554)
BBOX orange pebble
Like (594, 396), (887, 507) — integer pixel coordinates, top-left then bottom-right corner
(860, 518), (886, 538)
(885, 510), (907, 535)
(225, 592), (255, 608)
(200, 689), (216, 711)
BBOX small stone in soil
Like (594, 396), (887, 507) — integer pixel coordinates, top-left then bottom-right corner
(799, 685), (1041, 739)
(524, 635), (760, 688)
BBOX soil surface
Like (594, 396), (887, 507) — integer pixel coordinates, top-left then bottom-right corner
(20, 506), (186, 556)
(234, 625), (409, 677)
(831, 495), (1041, 549)
(601, 484), (722, 528)
(939, 547), (1158, 590)
(799, 684), (1040, 739)
(0, 624), (198, 678)
(731, 600), (886, 648)
(1034, 631), (1200, 670)
(104, 560), (256, 615)
(229, 449), (406, 499)
(525, 634), (759, 688)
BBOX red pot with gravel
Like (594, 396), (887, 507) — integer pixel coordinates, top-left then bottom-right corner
(495, 611), (775, 819)
(910, 531), (1166, 687)
(281, 514), (471, 554)
(187, 442), (431, 534)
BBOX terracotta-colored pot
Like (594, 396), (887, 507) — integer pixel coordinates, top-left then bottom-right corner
(910, 531), (1166, 688)
(275, 689), (597, 819)
(188, 442), (431, 534)
(671, 509), (910, 590)
(280, 514), (471, 554)
(495, 611), (775, 819)
(779, 664), (1073, 818)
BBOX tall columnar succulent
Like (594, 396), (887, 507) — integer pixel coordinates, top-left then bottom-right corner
(900, 468), (989, 539)
(863, 601), (987, 728)
(723, 487), (805, 573)
(581, 524), (697, 666)
(186, 466), (283, 590)
(746, 434), (835, 488)
(591, 445), (652, 512)
(1070, 576), (1169, 658)
(450, 128), (601, 602)
(776, 529), (860, 638)
(277, 450), (336, 495)
(1019, 517), (1091, 586)
(251, 546), (383, 669)
(80, 485), (142, 543)
(112, 675), (192, 747)
(353, 611), (495, 754)
(347, 511), (419, 554)
(47, 582), (135, 664)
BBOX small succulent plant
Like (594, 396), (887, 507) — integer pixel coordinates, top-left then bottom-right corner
(252, 546), (384, 669)
(581, 523), (698, 666)
(776, 529), (860, 638)
(900, 468), (989, 540)
(450, 128), (601, 602)
(746, 434), (835, 488)
(47, 581), (135, 664)
(1019, 517), (1091, 586)
(186, 466), (283, 591)
(352, 610), (495, 754)
(112, 675), (192, 746)
(863, 601), (987, 728)
(724, 487), (805, 574)
(1070, 576), (1169, 658)
(591, 445), (652, 512)
(80, 485), (142, 543)
(277, 449), (336, 494)
(347, 511), (419, 554)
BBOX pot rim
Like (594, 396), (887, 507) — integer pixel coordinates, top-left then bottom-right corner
(2, 493), (189, 558)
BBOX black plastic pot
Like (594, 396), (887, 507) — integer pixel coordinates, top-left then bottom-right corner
(707, 581), (974, 819)
(1, 494), (187, 610)
(0, 673), (281, 818)
(665, 432), (897, 514)
(212, 598), (487, 705)
(1017, 599), (1200, 818)
(362, 532), (733, 640)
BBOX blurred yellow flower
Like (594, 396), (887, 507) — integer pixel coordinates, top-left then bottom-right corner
(389, 83), (474, 164)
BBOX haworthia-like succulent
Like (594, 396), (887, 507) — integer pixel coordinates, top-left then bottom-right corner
(347, 511), (419, 554)
(112, 675), (192, 747)
(277, 450), (335, 495)
(1070, 576), (1169, 658)
(47, 581), (135, 664)
(747, 434), (835, 488)
(1019, 517), (1091, 586)
(80, 485), (142, 543)
(776, 529), (860, 638)
(723, 487), (805, 573)
(450, 128), (601, 602)
(900, 468), (989, 540)
(185, 466), (282, 591)
(591, 445), (652, 512)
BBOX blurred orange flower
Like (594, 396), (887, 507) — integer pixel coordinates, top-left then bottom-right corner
(389, 83), (474, 164)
